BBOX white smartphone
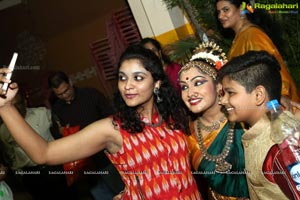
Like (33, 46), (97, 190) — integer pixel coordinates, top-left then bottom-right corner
(1, 53), (18, 92)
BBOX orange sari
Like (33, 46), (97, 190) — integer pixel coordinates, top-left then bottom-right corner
(228, 26), (299, 102)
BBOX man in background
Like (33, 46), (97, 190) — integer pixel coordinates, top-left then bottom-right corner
(0, 91), (73, 200)
(48, 71), (124, 200)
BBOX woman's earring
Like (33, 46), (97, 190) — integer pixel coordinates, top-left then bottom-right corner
(154, 88), (163, 103)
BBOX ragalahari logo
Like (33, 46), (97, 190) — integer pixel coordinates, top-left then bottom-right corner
(241, 1), (255, 15)
(253, 2), (298, 14)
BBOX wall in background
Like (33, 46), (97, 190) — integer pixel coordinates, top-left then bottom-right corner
(127, 0), (194, 46)
(0, 0), (127, 106)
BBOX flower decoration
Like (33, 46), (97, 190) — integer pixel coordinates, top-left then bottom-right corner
(190, 41), (227, 70)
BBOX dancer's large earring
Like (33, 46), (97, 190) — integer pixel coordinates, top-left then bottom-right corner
(154, 88), (163, 103)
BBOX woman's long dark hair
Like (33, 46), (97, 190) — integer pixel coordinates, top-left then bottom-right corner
(113, 44), (189, 134)
(216, 0), (284, 54)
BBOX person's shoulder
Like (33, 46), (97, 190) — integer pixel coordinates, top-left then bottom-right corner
(77, 87), (98, 92)
(26, 107), (51, 119)
(243, 26), (268, 38)
(168, 62), (182, 69)
(78, 87), (104, 96)
(51, 99), (64, 110)
(88, 117), (118, 137)
(171, 62), (182, 67)
(27, 107), (49, 114)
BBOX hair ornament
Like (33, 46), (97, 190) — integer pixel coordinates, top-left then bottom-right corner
(190, 41), (227, 70)
(180, 61), (217, 80)
(178, 42), (227, 80)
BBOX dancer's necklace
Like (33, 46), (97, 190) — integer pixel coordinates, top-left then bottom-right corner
(198, 116), (226, 132)
(196, 119), (234, 173)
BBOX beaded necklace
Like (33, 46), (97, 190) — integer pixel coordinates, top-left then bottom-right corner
(196, 119), (235, 173)
(198, 116), (226, 132)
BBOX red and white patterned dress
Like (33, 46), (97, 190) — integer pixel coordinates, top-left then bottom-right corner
(106, 115), (201, 200)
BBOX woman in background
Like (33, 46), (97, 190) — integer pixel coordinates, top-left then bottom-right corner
(216, 0), (299, 103)
(141, 37), (182, 95)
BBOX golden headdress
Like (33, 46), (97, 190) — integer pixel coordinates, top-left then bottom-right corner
(179, 42), (227, 80)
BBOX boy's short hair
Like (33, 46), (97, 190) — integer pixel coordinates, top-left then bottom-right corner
(217, 51), (282, 101)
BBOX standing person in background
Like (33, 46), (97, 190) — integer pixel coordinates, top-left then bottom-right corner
(0, 91), (72, 200)
(179, 42), (249, 199)
(47, 71), (124, 200)
(0, 45), (201, 199)
(140, 37), (182, 95)
(216, 0), (299, 103)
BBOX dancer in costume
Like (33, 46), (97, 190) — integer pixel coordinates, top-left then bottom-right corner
(179, 42), (249, 199)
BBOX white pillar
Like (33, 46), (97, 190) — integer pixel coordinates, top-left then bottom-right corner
(127, 0), (195, 46)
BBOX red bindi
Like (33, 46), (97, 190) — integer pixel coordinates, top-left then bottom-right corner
(186, 77), (189, 80)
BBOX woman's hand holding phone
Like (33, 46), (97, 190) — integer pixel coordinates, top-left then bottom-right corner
(0, 53), (19, 107)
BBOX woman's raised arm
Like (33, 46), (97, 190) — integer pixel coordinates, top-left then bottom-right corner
(0, 82), (121, 165)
